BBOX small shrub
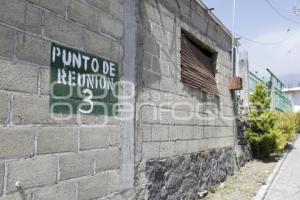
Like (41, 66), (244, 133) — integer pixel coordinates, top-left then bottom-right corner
(247, 84), (277, 158)
(247, 84), (298, 158)
(295, 112), (300, 133)
(275, 112), (297, 145)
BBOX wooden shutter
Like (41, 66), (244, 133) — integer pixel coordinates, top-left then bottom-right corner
(181, 32), (219, 95)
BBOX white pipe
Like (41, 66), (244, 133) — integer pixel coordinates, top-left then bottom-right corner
(232, 0), (236, 73)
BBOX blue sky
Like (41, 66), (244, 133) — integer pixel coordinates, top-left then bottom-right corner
(201, 0), (300, 83)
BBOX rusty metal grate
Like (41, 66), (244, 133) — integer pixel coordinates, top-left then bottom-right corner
(180, 32), (219, 96)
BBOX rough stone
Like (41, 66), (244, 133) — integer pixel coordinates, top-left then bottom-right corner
(37, 127), (78, 154)
(0, 127), (34, 159)
(59, 152), (94, 181)
(6, 156), (57, 193)
(145, 148), (235, 199)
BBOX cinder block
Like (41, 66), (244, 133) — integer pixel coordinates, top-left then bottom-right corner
(33, 182), (76, 200)
(95, 148), (120, 172)
(109, 126), (121, 147)
(193, 126), (204, 139)
(160, 141), (174, 158)
(0, 25), (14, 57)
(37, 127), (78, 154)
(68, 0), (100, 32)
(182, 126), (194, 140)
(0, 127), (34, 159)
(78, 174), (107, 200)
(198, 139), (208, 151)
(79, 127), (110, 150)
(152, 125), (168, 141)
(159, 108), (174, 125)
(100, 14), (123, 39)
(187, 140), (198, 154)
(141, 124), (152, 142)
(84, 30), (112, 59)
(44, 13), (83, 48)
(6, 156), (57, 192)
(111, 40), (123, 61)
(107, 170), (120, 194)
(16, 32), (51, 66)
(0, 0), (25, 30)
(12, 94), (52, 124)
(204, 126), (219, 138)
(0, 92), (9, 124)
(40, 68), (50, 95)
(144, 3), (160, 23)
(141, 69), (160, 90)
(39, 0), (66, 16)
(111, 0), (124, 20)
(190, 12), (206, 34)
(0, 193), (28, 200)
(0, 162), (4, 196)
(169, 125), (182, 140)
(143, 52), (152, 70)
(142, 142), (159, 159)
(174, 141), (188, 155)
(85, 0), (111, 12)
(143, 35), (160, 57)
(0, 60), (38, 93)
(59, 152), (94, 181)
(207, 138), (218, 149)
(26, 3), (43, 35)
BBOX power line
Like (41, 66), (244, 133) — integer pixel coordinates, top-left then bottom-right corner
(265, 0), (300, 24)
(236, 31), (295, 46)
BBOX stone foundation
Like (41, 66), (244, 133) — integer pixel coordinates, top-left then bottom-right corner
(145, 148), (235, 200)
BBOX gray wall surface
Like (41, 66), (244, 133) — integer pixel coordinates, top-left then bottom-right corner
(0, 0), (124, 199)
(134, 0), (236, 198)
(0, 0), (237, 199)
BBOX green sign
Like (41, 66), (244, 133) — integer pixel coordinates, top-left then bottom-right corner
(50, 43), (118, 116)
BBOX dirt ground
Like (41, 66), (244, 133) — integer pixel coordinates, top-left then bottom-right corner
(204, 159), (278, 200)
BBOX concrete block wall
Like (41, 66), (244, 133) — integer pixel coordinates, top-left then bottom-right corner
(0, 0), (124, 199)
(135, 0), (236, 198)
(136, 0), (235, 161)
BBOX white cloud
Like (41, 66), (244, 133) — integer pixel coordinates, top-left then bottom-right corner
(240, 29), (300, 77)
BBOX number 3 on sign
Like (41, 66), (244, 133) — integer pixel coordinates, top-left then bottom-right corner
(79, 89), (94, 114)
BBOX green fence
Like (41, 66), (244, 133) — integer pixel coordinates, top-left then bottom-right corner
(248, 69), (293, 113)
